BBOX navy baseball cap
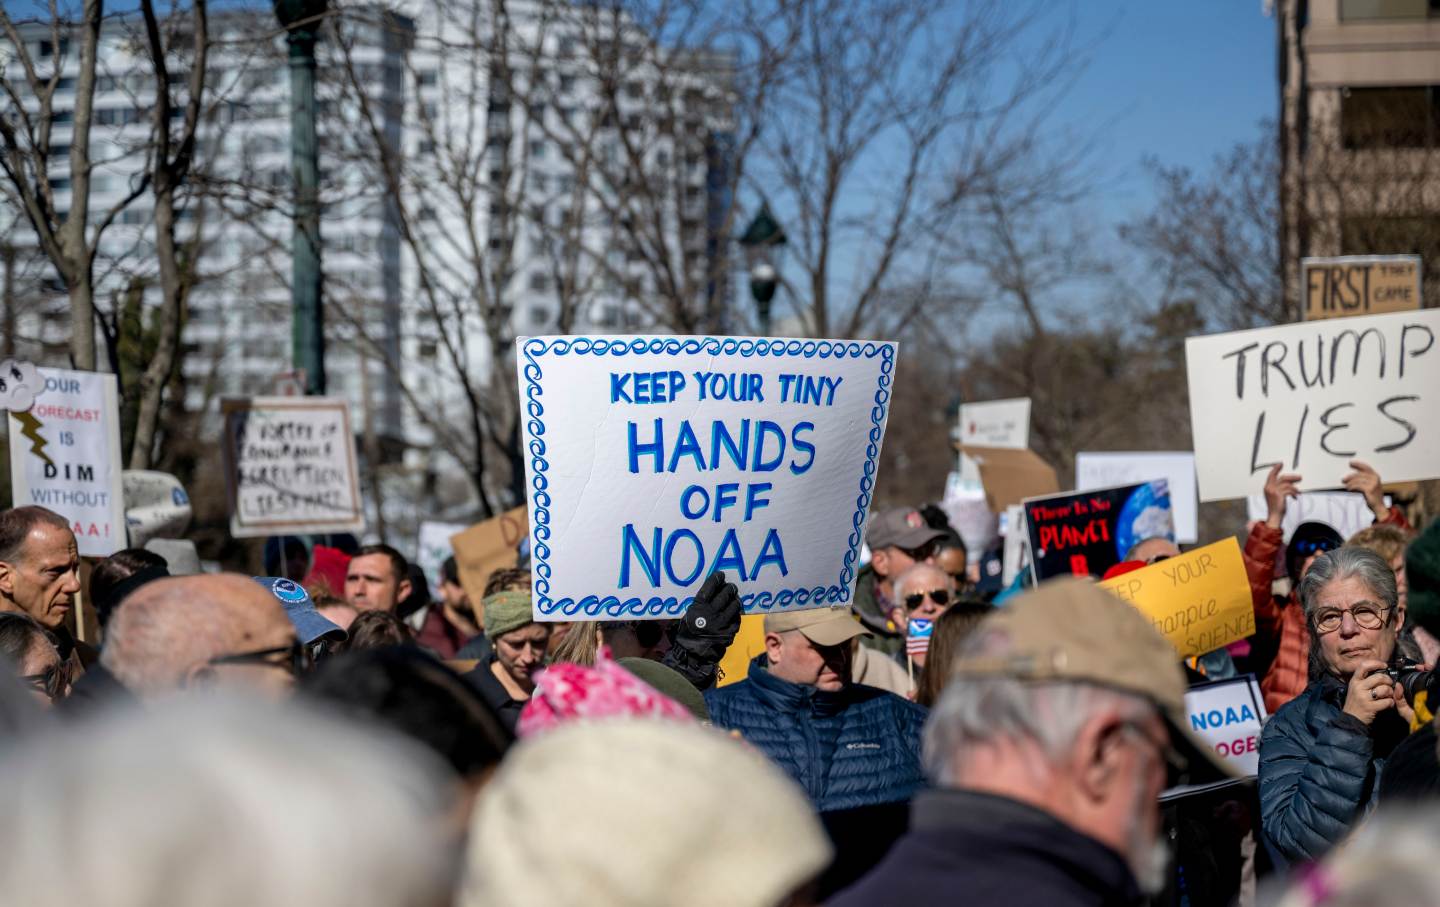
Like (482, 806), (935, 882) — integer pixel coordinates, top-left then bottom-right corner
(253, 577), (346, 646)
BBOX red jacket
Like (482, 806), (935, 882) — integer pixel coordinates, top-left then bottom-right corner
(1243, 505), (1410, 715)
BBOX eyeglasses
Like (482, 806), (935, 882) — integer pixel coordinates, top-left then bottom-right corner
(898, 539), (940, 561)
(208, 640), (310, 676)
(21, 663), (69, 700)
(1293, 538), (1339, 557)
(1312, 602), (1392, 634)
(1145, 554), (1173, 565)
(904, 589), (951, 610)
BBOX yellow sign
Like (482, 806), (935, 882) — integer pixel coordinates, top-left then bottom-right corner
(716, 614), (767, 687)
(1100, 537), (1255, 658)
(1302, 255), (1421, 320)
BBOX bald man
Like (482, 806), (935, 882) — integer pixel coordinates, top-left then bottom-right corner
(98, 574), (298, 699)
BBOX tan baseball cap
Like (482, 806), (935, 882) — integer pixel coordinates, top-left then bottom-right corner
(952, 577), (1233, 785)
(764, 607), (872, 647)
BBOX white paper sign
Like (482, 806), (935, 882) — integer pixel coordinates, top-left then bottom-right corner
(516, 336), (897, 620)
(1001, 504), (1026, 587)
(1076, 452), (1199, 544)
(122, 470), (193, 547)
(942, 472), (996, 556)
(417, 520), (467, 597)
(1184, 675), (1268, 778)
(958, 397), (1030, 449)
(1186, 309), (1440, 501)
(1244, 491), (1387, 543)
(7, 368), (126, 557)
(222, 397), (364, 538)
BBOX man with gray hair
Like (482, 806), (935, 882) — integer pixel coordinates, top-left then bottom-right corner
(0, 506), (91, 672)
(0, 695), (452, 907)
(831, 578), (1230, 906)
(99, 574), (299, 699)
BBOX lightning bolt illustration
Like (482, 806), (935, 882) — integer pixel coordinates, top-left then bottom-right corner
(13, 411), (52, 468)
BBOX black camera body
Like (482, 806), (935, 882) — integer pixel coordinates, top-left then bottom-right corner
(1386, 660), (1437, 703)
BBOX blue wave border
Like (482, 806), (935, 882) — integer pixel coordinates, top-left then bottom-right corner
(520, 336), (895, 618)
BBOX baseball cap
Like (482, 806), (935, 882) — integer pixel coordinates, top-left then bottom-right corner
(866, 507), (947, 552)
(254, 576), (347, 646)
(764, 606), (871, 647)
(952, 577), (1232, 785)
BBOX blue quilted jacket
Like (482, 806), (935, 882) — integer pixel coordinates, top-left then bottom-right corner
(1258, 674), (1408, 866)
(704, 657), (928, 812)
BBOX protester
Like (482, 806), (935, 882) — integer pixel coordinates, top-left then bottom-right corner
(705, 604), (926, 806)
(616, 655), (711, 721)
(0, 613), (68, 707)
(1126, 536), (1180, 565)
(832, 578), (1229, 905)
(0, 506), (92, 671)
(935, 537), (970, 594)
(465, 589), (550, 731)
(0, 696), (453, 907)
(343, 609), (413, 651)
(892, 562), (956, 672)
(1259, 547), (1411, 866)
(1272, 808), (1440, 907)
(1245, 461), (1408, 713)
(303, 543), (352, 599)
(850, 635), (914, 698)
(416, 555), (480, 659)
(343, 543), (412, 613)
(313, 593), (360, 632)
(517, 651), (695, 736)
(1346, 522), (1414, 610)
(459, 719), (831, 907)
(913, 598), (993, 708)
(253, 577), (346, 653)
(301, 645), (512, 801)
(853, 507), (946, 655)
(97, 574), (300, 699)
(453, 566), (531, 661)
(1375, 518), (1440, 803)
(88, 548), (169, 630)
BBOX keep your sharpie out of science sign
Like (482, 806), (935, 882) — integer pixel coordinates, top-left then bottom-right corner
(517, 336), (897, 620)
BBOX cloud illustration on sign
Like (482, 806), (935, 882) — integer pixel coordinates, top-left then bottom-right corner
(0, 360), (42, 412)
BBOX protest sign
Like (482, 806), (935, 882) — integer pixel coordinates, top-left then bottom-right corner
(517, 336), (896, 620)
(1100, 537), (1256, 659)
(1075, 452), (1199, 544)
(1024, 482), (1174, 581)
(7, 367), (126, 556)
(942, 472), (997, 556)
(417, 521), (468, 597)
(122, 470), (193, 547)
(1001, 504), (1026, 587)
(716, 614), (766, 687)
(960, 445), (1060, 512)
(1186, 309), (1440, 501)
(1302, 255), (1421, 321)
(958, 397), (1030, 449)
(449, 507), (527, 608)
(1244, 490), (1388, 543)
(1162, 674), (1268, 800)
(222, 397), (364, 538)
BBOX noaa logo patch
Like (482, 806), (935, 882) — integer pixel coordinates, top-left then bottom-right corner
(270, 579), (308, 604)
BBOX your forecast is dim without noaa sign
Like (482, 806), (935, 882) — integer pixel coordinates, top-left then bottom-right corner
(518, 336), (897, 621)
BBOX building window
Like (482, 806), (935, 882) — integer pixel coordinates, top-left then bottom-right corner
(559, 73), (576, 94)
(529, 272), (549, 291)
(1341, 85), (1440, 148)
(418, 69), (437, 87)
(531, 140), (547, 159)
(530, 305), (550, 325)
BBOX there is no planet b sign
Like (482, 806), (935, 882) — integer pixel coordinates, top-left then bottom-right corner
(517, 336), (897, 620)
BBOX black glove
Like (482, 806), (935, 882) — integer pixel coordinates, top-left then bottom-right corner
(663, 571), (742, 690)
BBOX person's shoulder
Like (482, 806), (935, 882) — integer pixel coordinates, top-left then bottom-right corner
(703, 678), (756, 708)
(847, 684), (927, 721)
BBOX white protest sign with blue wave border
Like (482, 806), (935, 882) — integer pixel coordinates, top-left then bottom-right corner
(517, 336), (898, 620)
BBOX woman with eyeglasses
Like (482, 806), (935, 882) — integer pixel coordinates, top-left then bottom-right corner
(1258, 547), (1414, 867)
(0, 612), (69, 707)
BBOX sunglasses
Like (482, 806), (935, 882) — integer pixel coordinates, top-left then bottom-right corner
(21, 663), (69, 700)
(1293, 538), (1339, 557)
(898, 539), (940, 561)
(208, 640), (311, 676)
(904, 589), (951, 610)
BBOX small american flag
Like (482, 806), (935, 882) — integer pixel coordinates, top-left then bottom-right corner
(907, 618), (933, 657)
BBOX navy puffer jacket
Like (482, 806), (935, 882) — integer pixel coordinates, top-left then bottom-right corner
(1258, 674), (1408, 866)
(704, 657), (927, 812)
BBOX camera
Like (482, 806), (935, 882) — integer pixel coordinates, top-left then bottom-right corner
(1386, 660), (1438, 703)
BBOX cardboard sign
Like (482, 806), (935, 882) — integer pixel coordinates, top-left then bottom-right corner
(449, 507), (527, 609)
(1075, 452), (1199, 544)
(517, 336), (896, 620)
(959, 397), (1030, 449)
(961, 445), (1060, 512)
(1244, 491), (1387, 543)
(416, 521), (468, 597)
(221, 397), (365, 538)
(1302, 255), (1421, 321)
(716, 613), (766, 687)
(1185, 309), (1440, 502)
(1100, 537), (1256, 659)
(1024, 482), (1174, 581)
(7, 368), (126, 556)
(122, 470), (192, 547)
(1163, 674), (1268, 800)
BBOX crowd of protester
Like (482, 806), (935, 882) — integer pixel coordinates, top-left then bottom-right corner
(0, 450), (1437, 907)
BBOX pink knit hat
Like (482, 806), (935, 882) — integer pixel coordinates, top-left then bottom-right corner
(517, 649), (694, 737)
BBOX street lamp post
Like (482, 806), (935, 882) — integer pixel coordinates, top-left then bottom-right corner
(739, 203), (786, 337)
(275, 0), (328, 395)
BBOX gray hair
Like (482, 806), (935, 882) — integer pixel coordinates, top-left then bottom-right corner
(1299, 546), (1399, 620)
(923, 628), (1154, 786)
(1274, 809), (1440, 907)
(0, 695), (452, 907)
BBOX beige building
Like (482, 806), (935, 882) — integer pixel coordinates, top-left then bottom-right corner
(1277, 0), (1440, 316)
